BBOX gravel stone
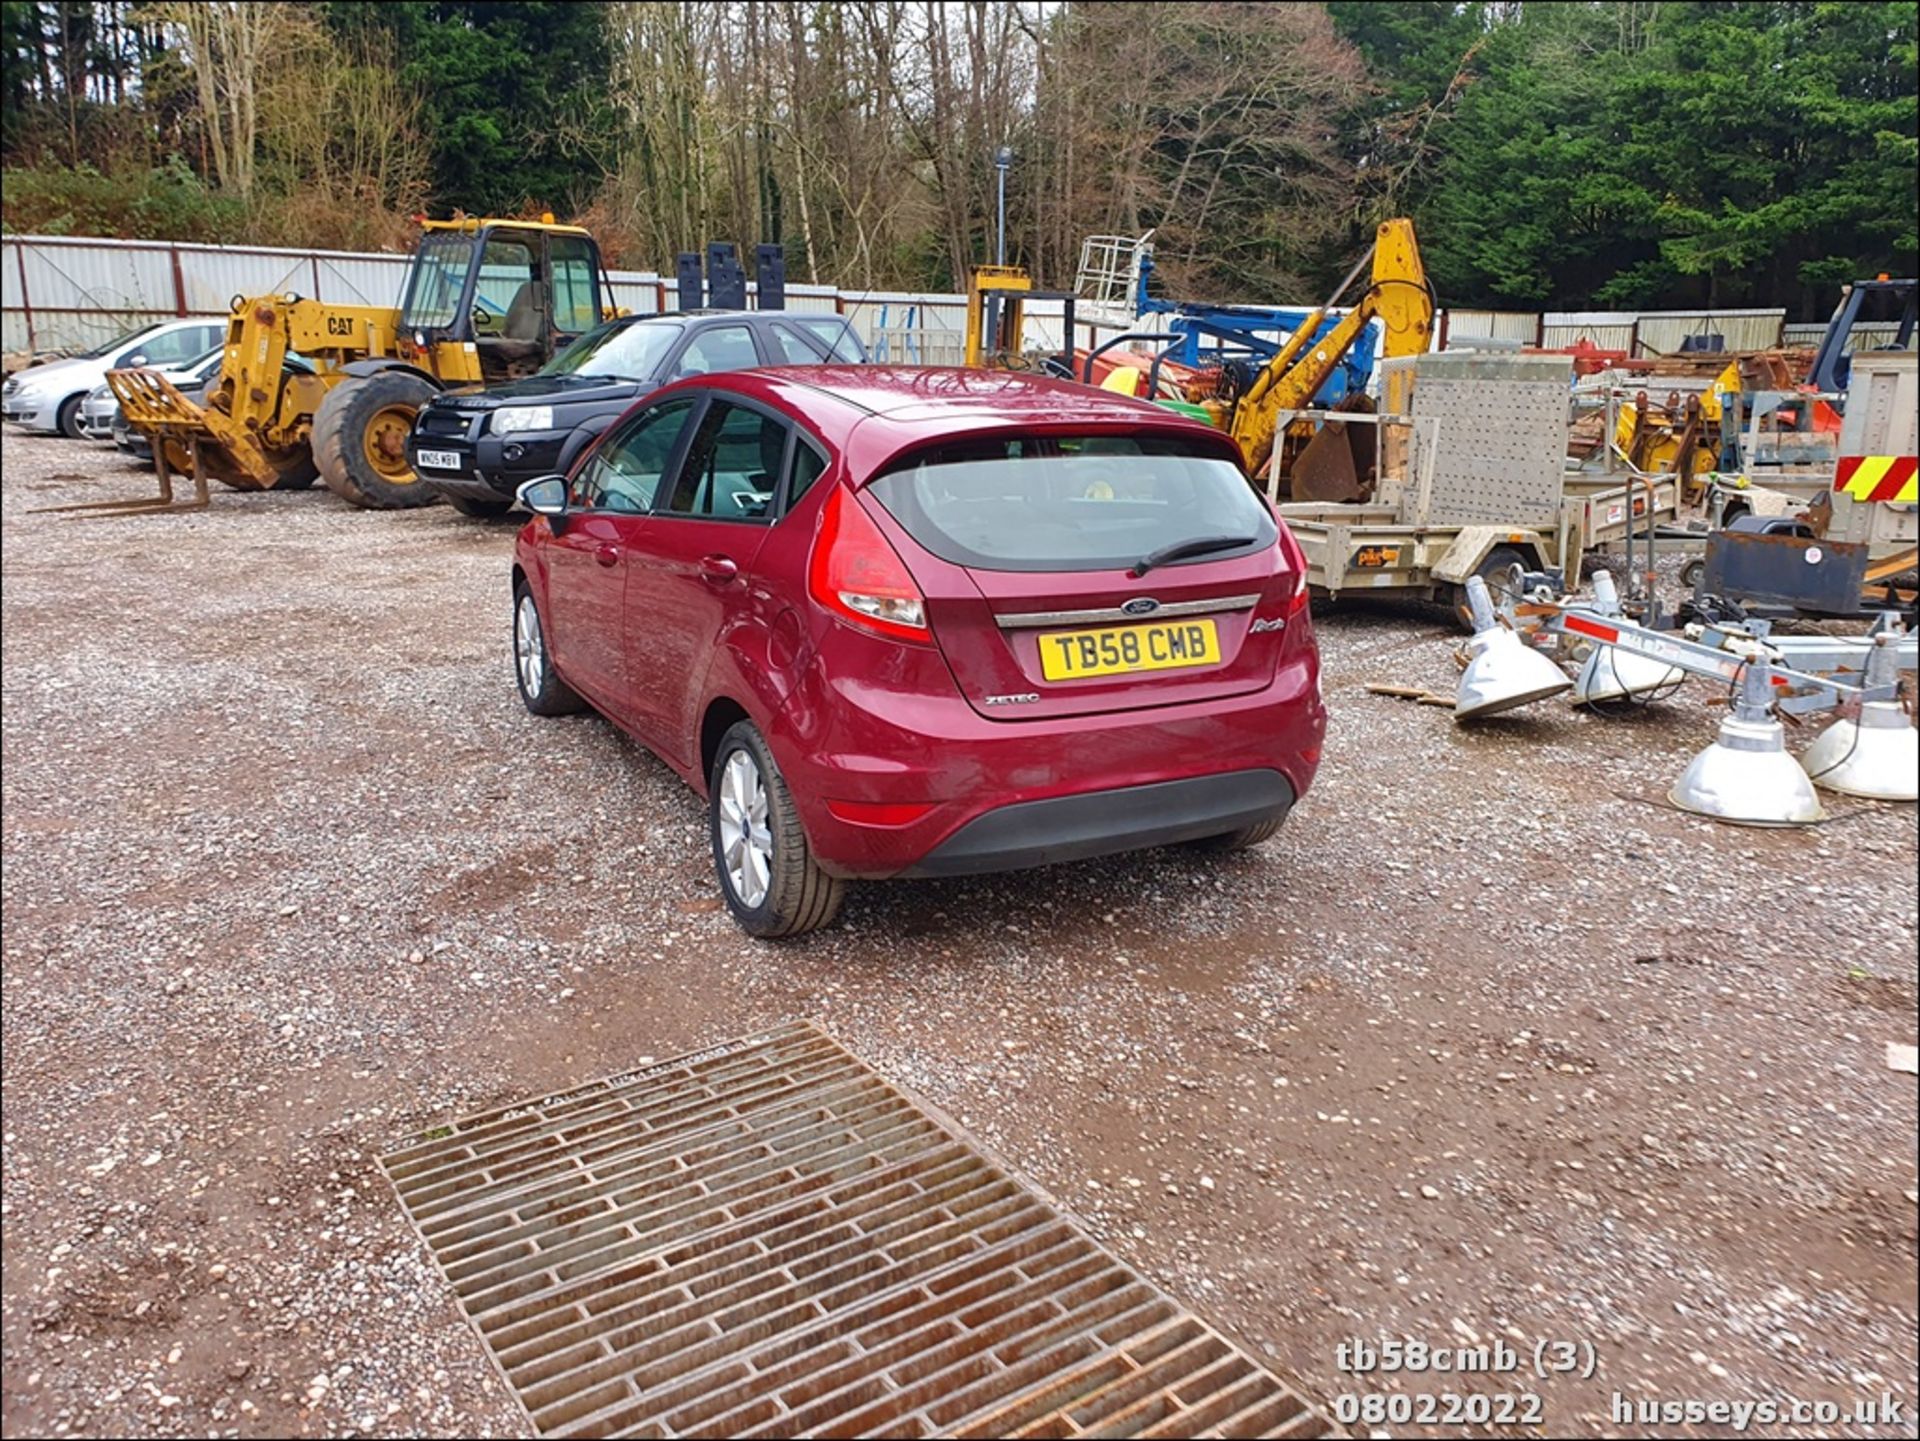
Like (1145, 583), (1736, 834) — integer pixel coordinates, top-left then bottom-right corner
(2, 432), (1915, 1437)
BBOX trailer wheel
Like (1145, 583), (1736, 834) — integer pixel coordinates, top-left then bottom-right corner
(314, 372), (441, 510)
(1449, 546), (1529, 631)
(1680, 557), (1706, 591)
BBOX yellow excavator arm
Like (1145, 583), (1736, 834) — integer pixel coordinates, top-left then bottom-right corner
(1228, 218), (1433, 478)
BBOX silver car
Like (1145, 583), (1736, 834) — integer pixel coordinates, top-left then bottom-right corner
(1, 319), (226, 436)
(77, 381), (120, 441)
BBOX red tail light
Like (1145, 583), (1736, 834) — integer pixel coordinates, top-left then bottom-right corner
(808, 486), (930, 644)
(1277, 522), (1311, 615)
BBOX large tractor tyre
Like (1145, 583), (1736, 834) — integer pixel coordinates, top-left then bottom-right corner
(264, 448), (320, 490)
(313, 372), (441, 510)
(445, 492), (516, 520)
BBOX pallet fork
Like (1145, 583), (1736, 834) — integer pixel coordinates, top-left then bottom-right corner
(30, 435), (214, 518)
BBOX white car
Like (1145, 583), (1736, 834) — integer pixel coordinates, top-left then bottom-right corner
(76, 346), (227, 450)
(1, 319), (226, 438)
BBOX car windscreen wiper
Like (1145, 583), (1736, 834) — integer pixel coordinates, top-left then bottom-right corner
(1130, 534), (1256, 578)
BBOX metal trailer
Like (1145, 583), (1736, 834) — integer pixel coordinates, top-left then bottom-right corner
(1272, 351), (1615, 617)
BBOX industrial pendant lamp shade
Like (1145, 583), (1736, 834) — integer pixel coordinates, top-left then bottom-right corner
(1670, 665), (1824, 826)
(1573, 643), (1687, 707)
(1800, 639), (1918, 801)
(1802, 707), (1919, 800)
(1570, 570), (1685, 707)
(1455, 576), (1572, 720)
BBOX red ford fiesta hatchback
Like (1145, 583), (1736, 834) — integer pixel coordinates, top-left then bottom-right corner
(510, 367), (1326, 937)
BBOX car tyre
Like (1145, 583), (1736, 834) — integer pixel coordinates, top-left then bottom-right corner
(1186, 815), (1286, 852)
(513, 584), (586, 717)
(56, 394), (86, 439)
(710, 721), (844, 939)
(446, 493), (516, 519)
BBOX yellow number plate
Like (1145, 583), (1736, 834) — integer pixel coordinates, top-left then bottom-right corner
(1038, 618), (1221, 680)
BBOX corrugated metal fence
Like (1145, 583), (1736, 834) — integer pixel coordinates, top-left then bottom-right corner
(3, 232), (1875, 366)
(2, 233), (1101, 363)
(1441, 306), (1798, 354)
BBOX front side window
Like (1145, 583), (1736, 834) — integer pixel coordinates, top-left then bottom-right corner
(549, 236), (599, 335)
(82, 322), (162, 360)
(663, 400), (787, 522)
(673, 325), (760, 378)
(867, 434), (1274, 573)
(571, 398), (699, 514)
(401, 234), (476, 330)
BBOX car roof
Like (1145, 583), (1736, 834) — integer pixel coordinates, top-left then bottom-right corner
(651, 366), (1238, 481)
(624, 309), (848, 326)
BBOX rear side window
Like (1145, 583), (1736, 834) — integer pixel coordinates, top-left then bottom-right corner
(769, 323), (824, 365)
(675, 325), (760, 378)
(793, 317), (864, 363)
(867, 435), (1275, 574)
(786, 437), (828, 509)
(664, 400), (786, 522)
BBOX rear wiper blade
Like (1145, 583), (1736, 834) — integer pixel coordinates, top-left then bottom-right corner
(1130, 534), (1256, 578)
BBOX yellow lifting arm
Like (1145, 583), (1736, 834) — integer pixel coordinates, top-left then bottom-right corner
(1228, 218), (1434, 478)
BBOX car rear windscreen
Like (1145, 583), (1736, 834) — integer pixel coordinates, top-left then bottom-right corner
(867, 435), (1275, 573)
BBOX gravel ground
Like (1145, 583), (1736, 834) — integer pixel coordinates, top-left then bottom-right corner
(3, 431), (1916, 1440)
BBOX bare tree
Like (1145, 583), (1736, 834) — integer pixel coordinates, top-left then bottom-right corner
(592, 0), (1364, 299)
(155, 0), (314, 198)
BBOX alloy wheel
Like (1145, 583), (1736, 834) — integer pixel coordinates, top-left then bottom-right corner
(717, 749), (774, 908)
(515, 594), (544, 696)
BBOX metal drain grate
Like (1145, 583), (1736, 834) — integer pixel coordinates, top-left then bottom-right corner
(381, 1020), (1335, 1439)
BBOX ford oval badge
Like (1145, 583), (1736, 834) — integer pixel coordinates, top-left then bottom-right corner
(1120, 596), (1161, 616)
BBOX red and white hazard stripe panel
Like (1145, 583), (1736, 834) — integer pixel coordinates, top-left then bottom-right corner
(1835, 454), (1919, 504)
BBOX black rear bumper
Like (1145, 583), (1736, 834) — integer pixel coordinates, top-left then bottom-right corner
(903, 768), (1294, 878)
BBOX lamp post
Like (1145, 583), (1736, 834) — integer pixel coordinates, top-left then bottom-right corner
(994, 145), (1013, 266)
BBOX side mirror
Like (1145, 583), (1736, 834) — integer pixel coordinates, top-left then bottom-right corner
(516, 475), (569, 516)
(125, 354), (148, 368)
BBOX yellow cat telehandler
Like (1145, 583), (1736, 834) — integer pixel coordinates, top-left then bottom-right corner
(98, 216), (617, 514)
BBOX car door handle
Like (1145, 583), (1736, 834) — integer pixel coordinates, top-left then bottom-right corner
(594, 544), (620, 568)
(699, 555), (739, 586)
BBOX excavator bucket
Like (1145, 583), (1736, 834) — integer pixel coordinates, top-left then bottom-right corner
(1287, 395), (1380, 504)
